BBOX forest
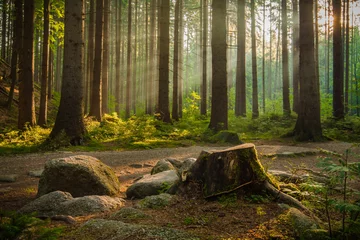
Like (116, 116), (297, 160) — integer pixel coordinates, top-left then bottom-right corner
(0, 0), (359, 150)
(1, 0), (360, 239)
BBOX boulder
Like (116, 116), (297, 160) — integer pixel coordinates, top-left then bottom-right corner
(286, 208), (321, 238)
(19, 190), (125, 217)
(151, 159), (176, 175)
(60, 195), (125, 216)
(65, 219), (199, 240)
(126, 170), (179, 199)
(110, 207), (150, 221)
(19, 191), (73, 217)
(37, 155), (121, 197)
(137, 193), (174, 209)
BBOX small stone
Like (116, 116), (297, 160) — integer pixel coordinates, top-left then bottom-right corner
(0, 174), (18, 183)
(28, 169), (44, 178)
(129, 163), (143, 169)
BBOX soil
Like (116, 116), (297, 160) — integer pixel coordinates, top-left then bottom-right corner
(0, 139), (359, 239)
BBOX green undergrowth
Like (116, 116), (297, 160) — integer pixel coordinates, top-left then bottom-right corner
(1, 110), (360, 155)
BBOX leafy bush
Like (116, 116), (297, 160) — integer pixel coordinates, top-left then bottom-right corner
(0, 210), (63, 240)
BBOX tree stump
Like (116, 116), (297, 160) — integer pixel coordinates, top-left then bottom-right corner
(180, 143), (309, 211)
(181, 143), (273, 198)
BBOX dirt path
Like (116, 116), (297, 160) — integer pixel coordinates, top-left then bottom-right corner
(0, 140), (358, 210)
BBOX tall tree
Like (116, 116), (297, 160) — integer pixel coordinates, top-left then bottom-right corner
(172, 0), (181, 121)
(115, 0), (122, 114)
(292, 0), (300, 113)
(85, 0), (95, 113)
(251, 0), (259, 119)
(89, 0), (104, 121)
(344, 0), (350, 114)
(282, 0), (291, 116)
(102, 0), (110, 114)
(49, 0), (86, 145)
(18, 0), (36, 129)
(293, 0), (322, 141)
(1, 0), (7, 59)
(209, 0), (227, 131)
(235, 0), (246, 117)
(7, 0), (22, 110)
(178, 0), (184, 118)
(38, 0), (50, 127)
(262, 0), (266, 113)
(333, 0), (344, 119)
(132, 0), (138, 114)
(200, 0), (208, 116)
(126, 0), (132, 118)
(147, 0), (156, 115)
(157, 0), (171, 123)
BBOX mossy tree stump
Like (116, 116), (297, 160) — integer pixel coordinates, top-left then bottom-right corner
(183, 143), (275, 198)
(181, 144), (308, 211)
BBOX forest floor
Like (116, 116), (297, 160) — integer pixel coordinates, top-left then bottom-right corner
(1, 140), (359, 239)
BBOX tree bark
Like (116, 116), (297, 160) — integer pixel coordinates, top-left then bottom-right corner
(345, 0), (350, 114)
(18, 0), (36, 129)
(172, 0), (181, 121)
(85, 0), (94, 114)
(235, 0), (246, 117)
(282, 0), (290, 116)
(132, 0), (138, 114)
(200, 0), (208, 116)
(38, 0), (50, 127)
(293, 0), (322, 141)
(89, 0), (103, 121)
(1, 0), (7, 60)
(292, 0), (300, 113)
(157, 0), (171, 123)
(333, 0), (344, 119)
(251, 0), (259, 119)
(49, 0), (86, 145)
(7, 0), (22, 110)
(115, 0), (122, 114)
(125, 0), (132, 118)
(209, 0), (228, 131)
(102, 0), (109, 115)
(147, 0), (156, 115)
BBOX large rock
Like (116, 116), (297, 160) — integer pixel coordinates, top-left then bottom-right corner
(37, 155), (121, 197)
(151, 159), (176, 175)
(286, 208), (321, 238)
(126, 170), (179, 199)
(137, 193), (174, 209)
(65, 219), (199, 240)
(19, 191), (125, 217)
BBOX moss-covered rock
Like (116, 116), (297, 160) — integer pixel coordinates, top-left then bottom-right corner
(110, 207), (150, 221)
(64, 219), (199, 240)
(302, 229), (330, 240)
(137, 193), (174, 209)
(213, 131), (242, 144)
(37, 155), (121, 197)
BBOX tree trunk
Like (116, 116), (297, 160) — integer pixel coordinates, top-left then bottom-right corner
(178, 0), (184, 118)
(132, 0), (138, 114)
(251, 0), (259, 119)
(262, 0), (266, 113)
(48, 49), (53, 100)
(126, 0), (132, 118)
(49, 0), (86, 145)
(18, 0), (36, 129)
(200, 0), (208, 116)
(209, 0), (228, 131)
(89, 0), (103, 121)
(102, 0), (109, 115)
(235, 0), (246, 117)
(115, 0), (122, 114)
(38, 0), (50, 127)
(293, 0), (322, 141)
(172, 0), (181, 121)
(282, 0), (290, 116)
(7, 0), (22, 110)
(85, 0), (94, 114)
(157, 0), (171, 123)
(314, 0), (319, 103)
(292, 0), (300, 113)
(333, 0), (344, 119)
(344, 0), (350, 114)
(147, 0), (156, 115)
(1, 0), (7, 59)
